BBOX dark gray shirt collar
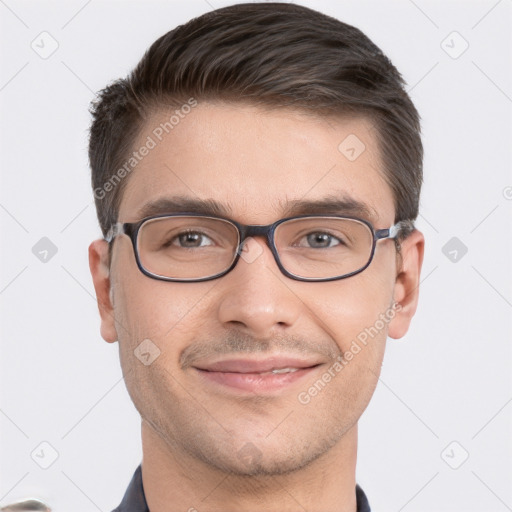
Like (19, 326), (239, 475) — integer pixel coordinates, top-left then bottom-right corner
(112, 464), (371, 512)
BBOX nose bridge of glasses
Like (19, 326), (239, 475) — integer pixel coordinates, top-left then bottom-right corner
(236, 223), (276, 259)
(243, 224), (273, 239)
(236, 223), (273, 245)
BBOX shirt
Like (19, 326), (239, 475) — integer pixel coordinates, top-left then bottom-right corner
(112, 464), (372, 512)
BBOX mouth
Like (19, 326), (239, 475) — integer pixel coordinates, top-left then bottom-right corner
(192, 356), (323, 393)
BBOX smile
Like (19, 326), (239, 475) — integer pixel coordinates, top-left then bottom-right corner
(192, 357), (323, 393)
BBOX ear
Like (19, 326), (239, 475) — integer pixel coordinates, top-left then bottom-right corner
(388, 229), (425, 339)
(89, 239), (118, 343)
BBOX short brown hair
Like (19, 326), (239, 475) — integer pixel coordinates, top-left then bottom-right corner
(89, 2), (422, 241)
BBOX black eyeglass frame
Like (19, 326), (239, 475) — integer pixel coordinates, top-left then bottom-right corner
(105, 212), (411, 283)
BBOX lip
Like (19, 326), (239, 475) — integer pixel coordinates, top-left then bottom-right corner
(192, 356), (323, 393)
(193, 356), (322, 373)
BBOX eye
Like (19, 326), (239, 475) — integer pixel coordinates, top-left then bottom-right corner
(167, 230), (215, 248)
(300, 232), (344, 248)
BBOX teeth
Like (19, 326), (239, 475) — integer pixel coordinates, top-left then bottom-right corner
(271, 367), (299, 374)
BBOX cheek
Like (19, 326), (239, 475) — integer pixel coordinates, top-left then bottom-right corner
(111, 252), (219, 410)
(112, 242), (218, 350)
(295, 269), (394, 355)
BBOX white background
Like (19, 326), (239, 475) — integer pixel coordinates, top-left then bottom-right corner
(1, 1), (511, 511)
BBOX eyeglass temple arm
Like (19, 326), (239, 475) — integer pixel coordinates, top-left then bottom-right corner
(105, 222), (125, 243)
(376, 219), (415, 240)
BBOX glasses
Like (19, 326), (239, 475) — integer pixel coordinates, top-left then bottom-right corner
(105, 213), (410, 282)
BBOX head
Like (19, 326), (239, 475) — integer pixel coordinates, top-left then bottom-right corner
(89, 2), (424, 477)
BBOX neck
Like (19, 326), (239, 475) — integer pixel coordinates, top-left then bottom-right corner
(140, 420), (359, 512)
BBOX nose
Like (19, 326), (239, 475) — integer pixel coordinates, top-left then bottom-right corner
(216, 237), (303, 339)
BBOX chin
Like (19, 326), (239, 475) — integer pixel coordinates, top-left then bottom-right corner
(186, 431), (337, 477)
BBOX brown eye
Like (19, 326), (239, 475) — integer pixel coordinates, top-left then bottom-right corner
(164, 230), (214, 249)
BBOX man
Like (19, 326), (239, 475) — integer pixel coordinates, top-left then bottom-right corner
(88, 2), (424, 511)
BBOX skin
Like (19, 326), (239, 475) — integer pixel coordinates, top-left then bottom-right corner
(89, 102), (424, 512)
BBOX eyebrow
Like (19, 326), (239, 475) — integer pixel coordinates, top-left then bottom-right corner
(134, 194), (379, 224)
(282, 195), (379, 223)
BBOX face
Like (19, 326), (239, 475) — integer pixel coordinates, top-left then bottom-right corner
(90, 102), (424, 476)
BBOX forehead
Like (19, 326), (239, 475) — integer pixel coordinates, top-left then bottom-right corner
(118, 102), (395, 225)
